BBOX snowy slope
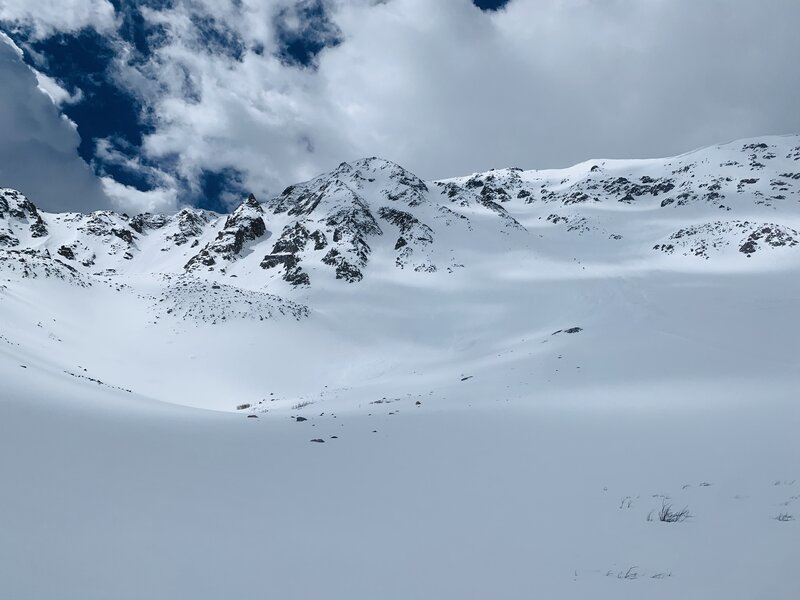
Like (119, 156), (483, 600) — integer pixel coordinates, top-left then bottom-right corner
(1, 135), (799, 599)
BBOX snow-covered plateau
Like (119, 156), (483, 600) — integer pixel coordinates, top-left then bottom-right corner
(1, 135), (799, 599)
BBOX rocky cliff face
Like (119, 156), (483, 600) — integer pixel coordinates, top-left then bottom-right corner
(1, 188), (48, 246)
(185, 194), (267, 271)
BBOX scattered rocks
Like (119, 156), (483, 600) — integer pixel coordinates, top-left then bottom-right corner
(552, 327), (583, 335)
(57, 245), (76, 261)
(656, 221), (799, 259)
(151, 275), (309, 324)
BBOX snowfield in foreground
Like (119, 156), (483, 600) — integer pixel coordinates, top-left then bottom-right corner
(1, 135), (799, 599)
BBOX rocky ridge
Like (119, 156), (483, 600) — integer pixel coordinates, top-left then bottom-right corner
(2, 135), (800, 306)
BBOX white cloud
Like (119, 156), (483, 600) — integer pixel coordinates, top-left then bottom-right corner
(100, 176), (178, 214)
(115, 0), (800, 200)
(3, 0), (800, 214)
(115, 1), (350, 202)
(35, 72), (83, 106)
(0, 0), (116, 39)
(0, 38), (109, 212)
(0, 30), (23, 56)
(318, 0), (800, 176)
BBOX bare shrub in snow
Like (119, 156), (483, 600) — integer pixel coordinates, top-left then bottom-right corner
(656, 500), (692, 523)
(291, 400), (315, 410)
(615, 566), (639, 580)
(651, 572), (672, 579)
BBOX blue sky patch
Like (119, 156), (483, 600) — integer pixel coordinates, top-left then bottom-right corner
(197, 168), (247, 213)
(274, 0), (342, 68)
(27, 29), (148, 163)
(473, 0), (511, 10)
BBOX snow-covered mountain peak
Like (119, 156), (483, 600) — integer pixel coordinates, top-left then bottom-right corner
(184, 196), (267, 271)
(0, 188), (48, 245)
(1, 188), (38, 220)
(241, 192), (261, 210)
(2, 134), (800, 294)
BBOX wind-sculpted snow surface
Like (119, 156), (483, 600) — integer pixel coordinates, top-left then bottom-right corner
(2, 136), (800, 600)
